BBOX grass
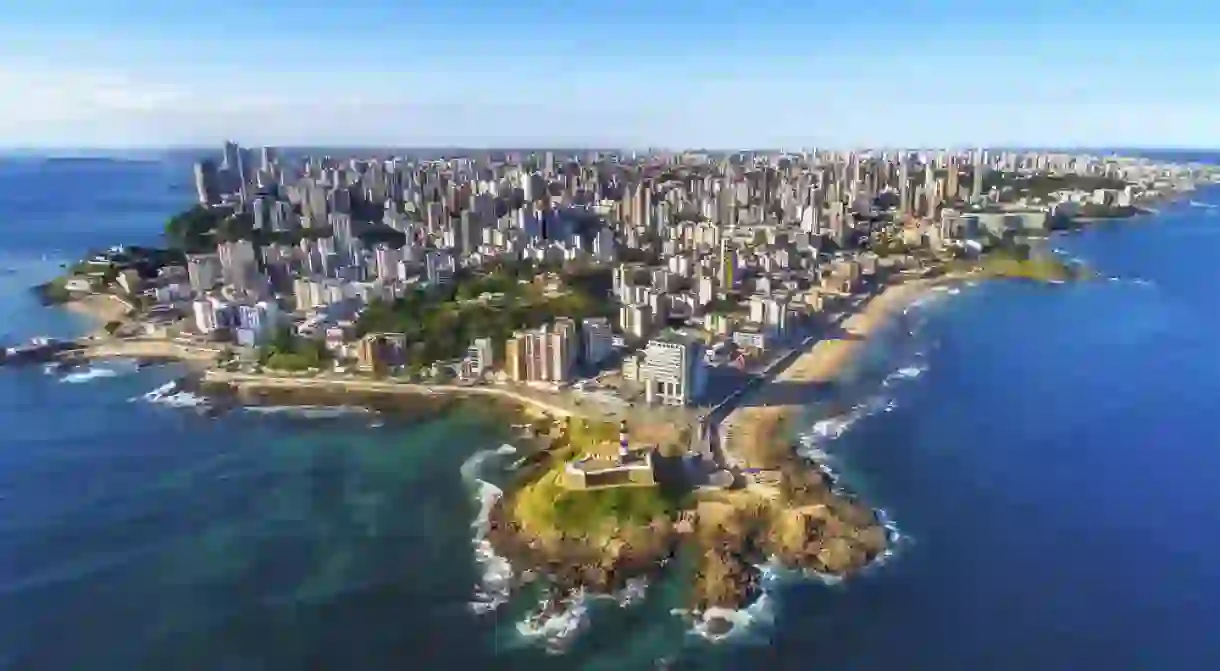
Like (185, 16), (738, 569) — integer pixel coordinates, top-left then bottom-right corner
(508, 417), (694, 540)
(948, 252), (1087, 283)
(512, 463), (680, 539)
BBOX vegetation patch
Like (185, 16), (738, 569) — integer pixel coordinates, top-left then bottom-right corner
(258, 328), (330, 371)
(512, 464), (680, 540)
(356, 261), (614, 364)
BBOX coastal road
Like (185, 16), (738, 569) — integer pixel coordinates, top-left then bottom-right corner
(203, 371), (577, 418)
(700, 290), (874, 469)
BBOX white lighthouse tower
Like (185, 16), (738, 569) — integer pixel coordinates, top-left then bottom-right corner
(618, 420), (630, 462)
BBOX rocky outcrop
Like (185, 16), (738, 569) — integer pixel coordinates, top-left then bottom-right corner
(486, 498), (678, 597)
(485, 432), (889, 619)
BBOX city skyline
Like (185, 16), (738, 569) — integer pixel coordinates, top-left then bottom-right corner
(2, 0), (1216, 149)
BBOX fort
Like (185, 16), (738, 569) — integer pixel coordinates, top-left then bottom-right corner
(561, 420), (658, 489)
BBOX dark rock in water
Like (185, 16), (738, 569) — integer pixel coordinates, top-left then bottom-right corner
(704, 616), (734, 637)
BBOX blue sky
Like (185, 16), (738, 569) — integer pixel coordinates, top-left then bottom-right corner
(0, 1), (1215, 149)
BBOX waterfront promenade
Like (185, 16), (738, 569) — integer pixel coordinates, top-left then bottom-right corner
(204, 370), (577, 418)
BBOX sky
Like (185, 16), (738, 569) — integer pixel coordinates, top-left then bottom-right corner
(0, 0), (1217, 149)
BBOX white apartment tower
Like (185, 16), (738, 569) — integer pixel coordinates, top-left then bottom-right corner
(640, 332), (708, 406)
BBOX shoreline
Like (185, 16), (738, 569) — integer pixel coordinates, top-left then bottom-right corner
(200, 370), (576, 420)
(60, 293), (133, 331)
(721, 273), (959, 472)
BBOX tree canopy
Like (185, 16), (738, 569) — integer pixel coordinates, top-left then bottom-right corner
(356, 265), (614, 365)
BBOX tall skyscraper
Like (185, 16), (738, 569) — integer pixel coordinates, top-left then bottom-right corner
(260, 146), (277, 171)
(193, 160), (220, 205)
(972, 148), (987, 200)
(946, 156), (959, 201)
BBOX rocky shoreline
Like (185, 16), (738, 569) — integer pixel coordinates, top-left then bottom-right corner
(190, 369), (890, 631)
(485, 449), (889, 627)
(193, 374), (533, 425)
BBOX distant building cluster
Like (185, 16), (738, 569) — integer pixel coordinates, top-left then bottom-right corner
(79, 141), (1197, 406)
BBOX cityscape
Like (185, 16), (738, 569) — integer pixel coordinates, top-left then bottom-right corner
(23, 145), (1216, 465)
(5, 142), (1220, 658)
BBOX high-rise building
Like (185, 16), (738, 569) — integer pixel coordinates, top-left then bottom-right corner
(618, 303), (652, 340)
(260, 146), (277, 171)
(972, 148), (987, 200)
(466, 337), (495, 377)
(717, 236), (737, 289)
(581, 317), (614, 366)
(192, 160), (220, 205)
(217, 240), (257, 290)
(191, 298), (217, 334)
(424, 251), (455, 287)
(549, 318), (577, 381)
(186, 253), (222, 293)
(640, 331), (708, 406)
(946, 156), (959, 201)
(505, 321), (577, 384)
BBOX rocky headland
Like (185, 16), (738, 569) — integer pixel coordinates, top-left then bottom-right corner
(483, 415), (890, 629)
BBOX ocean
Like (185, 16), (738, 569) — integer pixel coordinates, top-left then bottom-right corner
(3, 156), (1220, 670)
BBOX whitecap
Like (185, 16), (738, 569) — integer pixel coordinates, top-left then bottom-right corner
(689, 579), (776, 644)
(59, 366), (121, 384)
(610, 576), (649, 608)
(515, 589), (590, 654)
(56, 358), (139, 384)
(798, 393), (895, 455)
(460, 444), (518, 615)
(136, 380), (209, 408)
(882, 363), (927, 387)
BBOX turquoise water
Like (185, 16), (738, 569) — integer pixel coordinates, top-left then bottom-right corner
(4, 157), (1220, 669)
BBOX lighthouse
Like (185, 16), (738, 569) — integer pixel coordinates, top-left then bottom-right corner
(618, 420), (630, 462)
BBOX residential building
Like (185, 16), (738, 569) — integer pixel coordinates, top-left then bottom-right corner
(640, 331), (708, 406)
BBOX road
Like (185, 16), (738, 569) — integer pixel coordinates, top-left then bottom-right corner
(696, 291), (872, 469)
(204, 370), (578, 418)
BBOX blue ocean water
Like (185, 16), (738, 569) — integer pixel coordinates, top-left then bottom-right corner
(2, 157), (1220, 670)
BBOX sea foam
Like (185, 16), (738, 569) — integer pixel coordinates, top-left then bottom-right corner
(55, 358), (139, 384)
(515, 589), (591, 654)
(136, 380), (208, 408)
(459, 443), (517, 615)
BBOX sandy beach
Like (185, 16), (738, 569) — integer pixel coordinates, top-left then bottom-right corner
(721, 276), (946, 469)
(74, 337), (223, 363)
(62, 294), (133, 330)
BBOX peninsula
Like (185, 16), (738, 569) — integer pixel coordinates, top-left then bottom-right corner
(15, 145), (1217, 632)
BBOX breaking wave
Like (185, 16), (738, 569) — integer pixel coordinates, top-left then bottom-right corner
(514, 577), (651, 654)
(516, 589), (591, 654)
(136, 380), (208, 408)
(53, 358), (140, 384)
(459, 443), (517, 616)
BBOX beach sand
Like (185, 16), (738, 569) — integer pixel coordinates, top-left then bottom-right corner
(721, 277), (943, 470)
(62, 294), (133, 330)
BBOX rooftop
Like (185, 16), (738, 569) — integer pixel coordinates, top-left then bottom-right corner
(567, 448), (652, 474)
